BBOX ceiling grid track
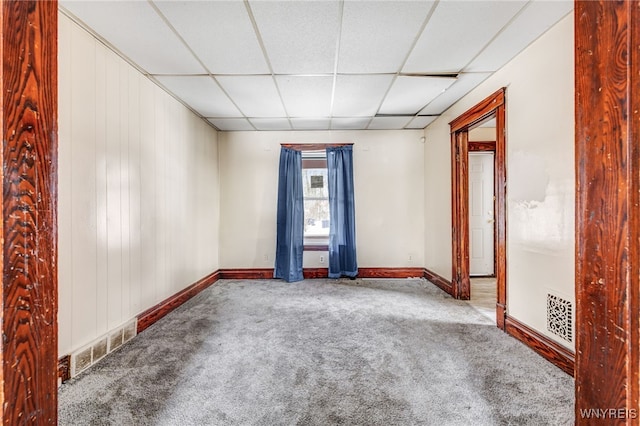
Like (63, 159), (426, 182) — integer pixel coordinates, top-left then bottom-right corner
(366, 0), (440, 130)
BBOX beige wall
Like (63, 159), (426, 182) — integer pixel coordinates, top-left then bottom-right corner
(58, 14), (220, 356)
(219, 130), (425, 269)
(424, 13), (575, 349)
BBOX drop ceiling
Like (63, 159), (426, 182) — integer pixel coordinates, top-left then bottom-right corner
(59, 0), (573, 132)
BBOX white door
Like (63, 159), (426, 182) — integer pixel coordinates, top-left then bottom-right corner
(469, 152), (495, 276)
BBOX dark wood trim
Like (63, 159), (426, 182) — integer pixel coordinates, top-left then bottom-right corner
(450, 88), (507, 331)
(494, 97), (507, 331)
(303, 268), (328, 279)
(575, 1), (640, 419)
(505, 316), (574, 377)
(58, 355), (71, 384)
(2, 1), (58, 423)
(219, 267), (426, 280)
(137, 271), (221, 333)
(219, 268), (274, 280)
(423, 268), (453, 295)
(449, 88), (505, 132)
(451, 130), (471, 300)
(468, 141), (496, 152)
(359, 267), (424, 278)
(303, 245), (328, 252)
(281, 143), (353, 151)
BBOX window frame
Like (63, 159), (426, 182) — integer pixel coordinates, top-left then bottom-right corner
(281, 143), (353, 252)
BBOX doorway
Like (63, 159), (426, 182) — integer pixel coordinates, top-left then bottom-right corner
(449, 88), (506, 329)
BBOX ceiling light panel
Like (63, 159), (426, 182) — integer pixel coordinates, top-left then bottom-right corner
(331, 118), (372, 130)
(378, 76), (456, 115)
(248, 0), (341, 74)
(207, 118), (256, 132)
(418, 72), (491, 115)
(216, 76), (286, 118)
(153, 1), (269, 74)
(275, 76), (333, 118)
(406, 116), (437, 129)
(156, 76), (241, 118)
(291, 118), (331, 130)
(332, 75), (394, 117)
(338, 1), (435, 73)
(368, 116), (413, 130)
(466, 0), (573, 72)
(402, 0), (527, 73)
(249, 118), (292, 131)
(60, 1), (204, 74)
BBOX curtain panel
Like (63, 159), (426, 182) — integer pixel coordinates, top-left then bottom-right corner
(327, 146), (358, 278)
(274, 148), (304, 282)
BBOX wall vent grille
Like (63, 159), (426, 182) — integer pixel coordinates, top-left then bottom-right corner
(547, 294), (572, 342)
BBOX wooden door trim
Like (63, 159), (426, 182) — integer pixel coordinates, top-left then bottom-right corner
(574, 0), (640, 420)
(450, 88), (506, 330)
(1, 1), (59, 423)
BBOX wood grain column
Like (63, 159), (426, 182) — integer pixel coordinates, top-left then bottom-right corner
(575, 0), (640, 422)
(1, 1), (58, 424)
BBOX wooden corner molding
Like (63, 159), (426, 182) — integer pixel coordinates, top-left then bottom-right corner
(58, 355), (71, 384)
(137, 271), (221, 333)
(1, 1), (59, 423)
(505, 315), (574, 376)
(423, 268), (453, 295)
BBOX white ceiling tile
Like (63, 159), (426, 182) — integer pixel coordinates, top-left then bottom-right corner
(466, 0), (573, 72)
(406, 116), (437, 129)
(291, 118), (331, 131)
(248, 1), (341, 74)
(249, 118), (292, 131)
(418, 72), (491, 115)
(155, 76), (241, 118)
(331, 118), (372, 130)
(333, 75), (394, 117)
(338, 1), (435, 73)
(403, 0), (527, 73)
(207, 118), (255, 132)
(154, 1), (269, 74)
(275, 76), (333, 118)
(60, 1), (205, 74)
(368, 116), (412, 130)
(216, 76), (286, 118)
(378, 76), (456, 115)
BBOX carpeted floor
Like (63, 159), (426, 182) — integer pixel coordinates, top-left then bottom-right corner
(58, 278), (574, 425)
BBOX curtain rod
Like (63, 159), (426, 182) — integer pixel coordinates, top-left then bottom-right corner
(280, 143), (353, 151)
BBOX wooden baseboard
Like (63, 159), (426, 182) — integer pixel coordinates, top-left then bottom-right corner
(219, 268), (273, 280)
(359, 267), (424, 278)
(423, 268), (453, 295)
(58, 355), (71, 383)
(505, 315), (574, 376)
(219, 267), (426, 280)
(137, 270), (221, 333)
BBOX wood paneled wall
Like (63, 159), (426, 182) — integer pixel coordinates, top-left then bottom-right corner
(58, 13), (220, 357)
(1, 1), (58, 423)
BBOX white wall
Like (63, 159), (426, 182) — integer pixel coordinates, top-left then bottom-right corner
(424, 13), (575, 349)
(58, 13), (220, 356)
(219, 130), (424, 269)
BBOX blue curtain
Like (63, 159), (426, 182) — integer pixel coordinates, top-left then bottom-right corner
(274, 148), (304, 282)
(327, 146), (358, 278)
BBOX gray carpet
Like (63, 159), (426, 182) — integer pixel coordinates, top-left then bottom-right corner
(58, 278), (574, 425)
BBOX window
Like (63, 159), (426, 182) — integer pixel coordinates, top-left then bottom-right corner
(302, 150), (329, 249)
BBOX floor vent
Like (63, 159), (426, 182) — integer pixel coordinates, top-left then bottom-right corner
(547, 294), (572, 342)
(71, 319), (137, 378)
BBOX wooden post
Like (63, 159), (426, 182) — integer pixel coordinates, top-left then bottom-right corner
(1, 1), (58, 423)
(575, 0), (640, 422)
